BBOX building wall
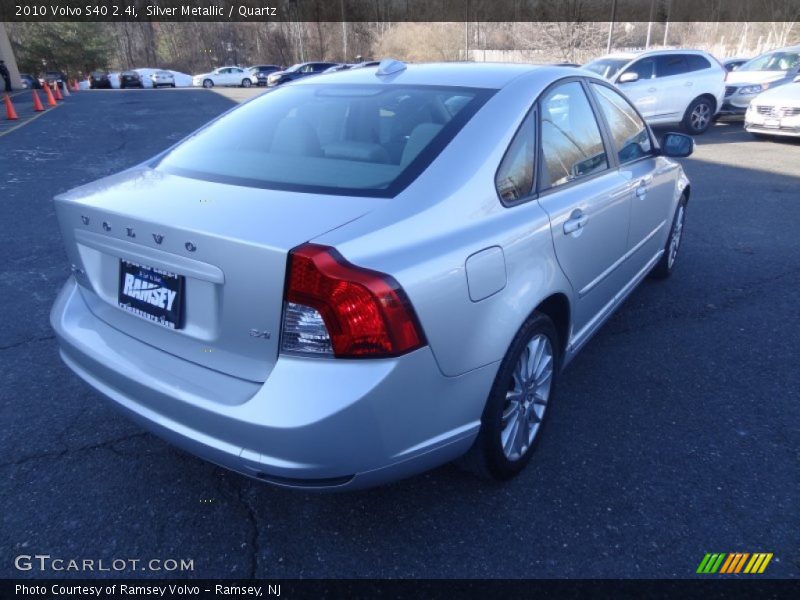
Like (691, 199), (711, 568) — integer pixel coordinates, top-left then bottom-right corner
(0, 22), (23, 89)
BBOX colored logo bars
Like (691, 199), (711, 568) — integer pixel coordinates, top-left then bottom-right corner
(697, 553), (773, 574)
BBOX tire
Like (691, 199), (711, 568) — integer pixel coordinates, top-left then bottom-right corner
(171, 84), (176, 88)
(203, 79), (214, 89)
(242, 79), (252, 88)
(650, 194), (688, 279)
(458, 312), (560, 480)
(682, 96), (714, 135)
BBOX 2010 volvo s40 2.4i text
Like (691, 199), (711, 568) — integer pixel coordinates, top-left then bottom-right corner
(51, 60), (694, 490)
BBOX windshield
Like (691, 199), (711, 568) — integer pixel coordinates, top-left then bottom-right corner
(739, 51), (800, 72)
(157, 84), (492, 197)
(583, 58), (630, 80)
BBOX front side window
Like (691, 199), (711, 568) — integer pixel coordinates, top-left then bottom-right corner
(158, 84), (492, 197)
(583, 58), (630, 80)
(539, 81), (608, 189)
(495, 111), (535, 203)
(591, 83), (652, 163)
(623, 58), (656, 81)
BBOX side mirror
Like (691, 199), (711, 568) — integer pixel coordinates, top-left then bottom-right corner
(660, 132), (694, 158)
(618, 71), (639, 84)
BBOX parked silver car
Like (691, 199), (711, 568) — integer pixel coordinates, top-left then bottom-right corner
(51, 61), (693, 490)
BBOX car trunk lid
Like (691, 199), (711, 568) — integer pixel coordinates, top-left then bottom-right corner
(54, 167), (382, 382)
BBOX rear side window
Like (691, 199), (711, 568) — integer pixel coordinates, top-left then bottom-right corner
(539, 81), (608, 189)
(158, 84), (492, 197)
(591, 83), (652, 163)
(495, 111), (535, 203)
(686, 54), (712, 71)
(656, 55), (689, 77)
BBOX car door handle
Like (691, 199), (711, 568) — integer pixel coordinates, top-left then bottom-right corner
(563, 211), (588, 235)
(648, 87), (657, 93)
(635, 176), (653, 198)
(685, 81), (694, 86)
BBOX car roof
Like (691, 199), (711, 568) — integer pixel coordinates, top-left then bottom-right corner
(594, 48), (712, 62)
(761, 44), (800, 52)
(293, 61), (575, 89)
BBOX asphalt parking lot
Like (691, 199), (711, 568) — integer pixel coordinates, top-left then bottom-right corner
(1, 88), (798, 579)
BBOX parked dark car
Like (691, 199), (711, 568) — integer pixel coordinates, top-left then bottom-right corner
(119, 70), (143, 89)
(323, 61), (381, 74)
(19, 73), (41, 89)
(722, 57), (749, 72)
(248, 64), (281, 86)
(89, 71), (112, 89)
(42, 71), (67, 89)
(266, 62), (339, 87)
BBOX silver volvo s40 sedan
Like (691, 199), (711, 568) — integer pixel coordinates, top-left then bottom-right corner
(51, 60), (694, 490)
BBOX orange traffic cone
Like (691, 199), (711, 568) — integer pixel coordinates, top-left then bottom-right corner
(72, 80), (80, 91)
(43, 83), (57, 106)
(53, 83), (63, 101)
(4, 94), (19, 120)
(32, 89), (44, 112)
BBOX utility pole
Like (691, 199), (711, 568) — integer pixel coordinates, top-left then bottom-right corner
(645, 0), (656, 49)
(606, 0), (617, 53)
(464, 0), (469, 61)
(341, 0), (347, 62)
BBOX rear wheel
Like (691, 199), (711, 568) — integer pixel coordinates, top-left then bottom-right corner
(682, 97), (714, 135)
(459, 312), (559, 480)
(242, 78), (252, 88)
(203, 79), (213, 89)
(651, 194), (687, 279)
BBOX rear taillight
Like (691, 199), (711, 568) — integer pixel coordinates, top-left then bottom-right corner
(281, 244), (426, 359)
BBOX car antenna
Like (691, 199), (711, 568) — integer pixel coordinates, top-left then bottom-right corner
(375, 59), (406, 77)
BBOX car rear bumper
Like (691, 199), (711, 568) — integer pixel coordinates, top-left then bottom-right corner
(51, 278), (493, 490)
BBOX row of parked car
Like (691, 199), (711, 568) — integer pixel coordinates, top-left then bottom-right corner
(583, 44), (800, 138)
(192, 46), (799, 138)
(88, 69), (182, 89)
(189, 60), (380, 88)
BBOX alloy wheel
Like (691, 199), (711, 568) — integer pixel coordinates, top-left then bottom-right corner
(690, 103), (711, 132)
(500, 334), (554, 461)
(667, 205), (685, 269)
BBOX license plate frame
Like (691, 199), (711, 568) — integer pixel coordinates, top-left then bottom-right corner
(763, 117), (781, 129)
(118, 260), (185, 329)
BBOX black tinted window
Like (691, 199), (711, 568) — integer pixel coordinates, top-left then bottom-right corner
(623, 58), (655, 80)
(656, 55), (689, 77)
(539, 81), (608, 189)
(495, 111), (535, 203)
(687, 54), (711, 71)
(591, 83), (652, 164)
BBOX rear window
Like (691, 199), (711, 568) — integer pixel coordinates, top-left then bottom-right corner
(656, 55), (689, 77)
(157, 84), (493, 197)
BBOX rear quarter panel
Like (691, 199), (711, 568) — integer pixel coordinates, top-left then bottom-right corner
(316, 72), (575, 377)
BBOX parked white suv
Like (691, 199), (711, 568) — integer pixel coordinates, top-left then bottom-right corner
(585, 49), (726, 134)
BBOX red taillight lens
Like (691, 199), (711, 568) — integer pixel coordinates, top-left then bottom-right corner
(284, 244), (426, 358)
